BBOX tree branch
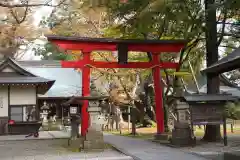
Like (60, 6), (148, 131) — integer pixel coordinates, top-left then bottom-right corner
(9, 9), (20, 24)
(220, 45), (238, 49)
(217, 5), (228, 47)
(0, 0), (66, 8)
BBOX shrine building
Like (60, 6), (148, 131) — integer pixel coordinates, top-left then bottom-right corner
(0, 57), (82, 135)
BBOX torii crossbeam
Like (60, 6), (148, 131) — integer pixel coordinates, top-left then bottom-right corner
(46, 35), (187, 136)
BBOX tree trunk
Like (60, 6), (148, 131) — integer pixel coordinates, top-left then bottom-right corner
(203, 125), (221, 142)
(163, 101), (169, 132)
(203, 0), (221, 141)
(163, 89), (169, 132)
(134, 101), (145, 124)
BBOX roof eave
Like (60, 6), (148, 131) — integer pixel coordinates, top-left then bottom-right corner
(37, 80), (55, 95)
(201, 58), (240, 75)
(46, 35), (188, 45)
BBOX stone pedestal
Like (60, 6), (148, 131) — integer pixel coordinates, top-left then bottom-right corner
(82, 104), (105, 151)
(171, 122), (194, 146)
(40, 111), (49, 123)
(154, 133), (169, 140)
(83, 127), (104, 150)
(68, 137), (84, 149)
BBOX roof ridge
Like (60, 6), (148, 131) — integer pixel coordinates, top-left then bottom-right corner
(0, 57), (37, 77)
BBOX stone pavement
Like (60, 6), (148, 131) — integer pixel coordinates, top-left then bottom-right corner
(104, 133), (207, 160)
(0, 131), (70, 141)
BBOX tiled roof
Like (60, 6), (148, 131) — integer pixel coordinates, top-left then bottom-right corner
(0, 58), (55, 94)
(25, 67), (82, 97)
(202, 47), (240, 74)
(0, 77), (54, 84)
(183, 94), (238, 102)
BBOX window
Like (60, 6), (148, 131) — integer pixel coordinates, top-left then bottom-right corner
(10, 105), (36, 122)
(10, 107), (23, 121)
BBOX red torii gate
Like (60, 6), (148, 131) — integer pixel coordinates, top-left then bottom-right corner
(46, 35), (187, 136)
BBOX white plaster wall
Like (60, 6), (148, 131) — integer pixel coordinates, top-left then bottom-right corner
(0, 86), (8, 117)
(2, 67), (15, 72)
(10, 86), (36, 105)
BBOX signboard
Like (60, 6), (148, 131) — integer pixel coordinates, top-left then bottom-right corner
(70, 106), (78, 114)
(190, 104), (224, 125)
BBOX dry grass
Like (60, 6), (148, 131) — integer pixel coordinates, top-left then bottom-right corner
(106, 125), (240, 140)
(105, 128), (157, 140)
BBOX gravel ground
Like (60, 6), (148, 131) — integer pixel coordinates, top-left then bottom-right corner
(0, 139), (132, 160)
(180, 135), (240, 154)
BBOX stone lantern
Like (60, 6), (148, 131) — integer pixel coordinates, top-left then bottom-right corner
(40, 101), (50, 123)
(171, 97), (193, 146)
(82, 81), (108, 150)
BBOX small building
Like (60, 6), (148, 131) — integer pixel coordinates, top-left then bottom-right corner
(23, 63), (82, 119)
(0, 58), (54, 135)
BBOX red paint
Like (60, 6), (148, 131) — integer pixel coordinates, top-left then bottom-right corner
(152, 54), (165, 134)
(48, 37), (187, 136)
(120, 0), (128, 3)
(51, 40), (184, 53)
(61, 61), (179, 69)
(81, 52), (90, 136)
(51, 40), (117, 52)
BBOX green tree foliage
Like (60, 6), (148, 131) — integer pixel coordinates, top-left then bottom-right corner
(225, 102), (240, 120)
(33, 42), (72, 60)
(103, 0), (240, 135)
(105, 0), (206, 73)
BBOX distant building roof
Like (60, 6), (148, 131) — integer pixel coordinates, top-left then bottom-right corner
(0, 58), (54, 94)
(185, 74), (240, 98)
(183, 94), (238, 102)
(199, 85), (240, 98)
(17, 60), (61, 68)
(25, 67), (82, 98)
(202, 47), (240, 74)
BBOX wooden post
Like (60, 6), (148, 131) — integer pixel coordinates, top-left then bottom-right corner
(131, 107), (136, 136)
(128, 105), (131, 132)
(81, 51), (91, 136)
(223, 117), (227, 146)
(152, 54), (164, 134)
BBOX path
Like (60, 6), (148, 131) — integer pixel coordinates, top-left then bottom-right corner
(104, 133), (207, 160)
(0, 131), (132, 160)
(0, 139), (132, 160)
